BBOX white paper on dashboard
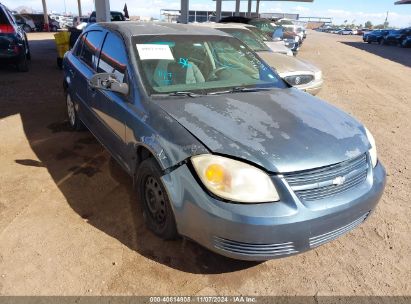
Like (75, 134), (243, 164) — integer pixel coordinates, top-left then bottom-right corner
(136, 44), (174, 60)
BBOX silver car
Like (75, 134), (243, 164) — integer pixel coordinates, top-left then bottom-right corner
(196, 23), (323, 95)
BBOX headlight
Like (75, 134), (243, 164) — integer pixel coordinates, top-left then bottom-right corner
(365, 127), (378, 168)
(191, 155), (280, 203)
(314, 70), (322, 80)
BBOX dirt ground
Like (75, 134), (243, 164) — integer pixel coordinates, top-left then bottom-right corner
(0, 31), (410, 296)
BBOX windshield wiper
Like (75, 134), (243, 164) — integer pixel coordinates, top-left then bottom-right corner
(208, 87), (273, 95)
(168, 91), (204, 98)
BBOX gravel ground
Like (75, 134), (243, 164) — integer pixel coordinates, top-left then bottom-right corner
(0, 31), (410, 296)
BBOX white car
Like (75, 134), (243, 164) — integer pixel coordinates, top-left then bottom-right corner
(275, 18), (306, 42)
(339, 29), (357, 35)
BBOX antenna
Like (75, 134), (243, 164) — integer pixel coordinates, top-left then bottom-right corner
(384, 11), (389, 29)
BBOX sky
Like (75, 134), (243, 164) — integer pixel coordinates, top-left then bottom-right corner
(4, 0), (411, 27)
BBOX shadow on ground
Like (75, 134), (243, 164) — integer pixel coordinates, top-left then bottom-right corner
(0, 36), (258, 275)
(340, 41), (411, 68)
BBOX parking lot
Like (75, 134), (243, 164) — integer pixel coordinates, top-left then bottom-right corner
(0, 30), (410, 296)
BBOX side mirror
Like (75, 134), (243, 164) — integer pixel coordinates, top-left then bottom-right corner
(89, 73), (129, 95)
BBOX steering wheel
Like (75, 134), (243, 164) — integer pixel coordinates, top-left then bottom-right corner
(207, 67), (229, 81)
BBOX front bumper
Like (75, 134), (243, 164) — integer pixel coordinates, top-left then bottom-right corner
(162, 162), (386, 261)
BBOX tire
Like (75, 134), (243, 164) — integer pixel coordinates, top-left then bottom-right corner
(66, 94), (84, 131)
(136, 158), (178, 240)
(16, 53), (29, 72)
(24, 35), (31, 60)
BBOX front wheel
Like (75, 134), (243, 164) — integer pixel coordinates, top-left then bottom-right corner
(136, 158), (178, 240)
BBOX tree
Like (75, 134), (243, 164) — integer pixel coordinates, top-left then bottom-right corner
(365, 21), (373, 28)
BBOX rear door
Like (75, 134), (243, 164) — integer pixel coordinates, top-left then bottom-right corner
(69, 30), (106, 130)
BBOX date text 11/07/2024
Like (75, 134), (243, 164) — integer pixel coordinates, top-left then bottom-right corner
(149, 296), (257, 303)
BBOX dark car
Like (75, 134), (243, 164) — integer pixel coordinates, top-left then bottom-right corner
(383, 28), (411, 46)
(363, 29), (391, 44)
(88, 11), (126, 23)
(62, 22), (385, 261)
(219, 16), (300, 53)
(401, 35), (411, 48)
(20, 13), (60, 32)
(0, 3), (30, 71)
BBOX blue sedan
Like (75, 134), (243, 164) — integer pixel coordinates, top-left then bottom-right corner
(63, 22), (386, 260)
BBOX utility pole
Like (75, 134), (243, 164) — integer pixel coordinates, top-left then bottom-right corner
(41, 0), (49, 32)
(77, 0), (82, 17)
(384, 11), (389, 29)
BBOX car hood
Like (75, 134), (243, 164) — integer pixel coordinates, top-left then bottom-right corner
(152, 89), (370, 173)
(257, 51), (318, 75)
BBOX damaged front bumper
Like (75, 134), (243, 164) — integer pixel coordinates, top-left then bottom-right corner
(161, 161), (386, 261)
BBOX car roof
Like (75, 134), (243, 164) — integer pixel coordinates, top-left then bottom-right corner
(193, 22), (253, 30)
(93, 21), (232, 38)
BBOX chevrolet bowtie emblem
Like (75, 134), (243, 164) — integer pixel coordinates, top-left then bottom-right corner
(333, 176), (346, 186)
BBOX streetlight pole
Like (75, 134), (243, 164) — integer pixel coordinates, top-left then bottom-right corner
(41, 0), (49, 32)
(77, 0), (82, 17)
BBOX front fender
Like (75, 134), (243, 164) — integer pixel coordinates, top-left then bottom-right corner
(126, 101), (209, 173)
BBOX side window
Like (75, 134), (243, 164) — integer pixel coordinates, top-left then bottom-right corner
(79, 30), (106, 70)
(98, 33), (128, 83)
(74, 33), (86, 56)
(5, 9), (16, 25)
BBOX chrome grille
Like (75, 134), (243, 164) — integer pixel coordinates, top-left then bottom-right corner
(284, 74), (314, 86)
(284, 154), (368, 201)
(213, 237), (298, 256)
(309, 212), (370, 248)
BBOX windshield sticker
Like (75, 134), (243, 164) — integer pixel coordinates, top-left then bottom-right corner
(136, 44), (174, 60)
(178, 58), (192, 69)
(157, 70), (172, 85)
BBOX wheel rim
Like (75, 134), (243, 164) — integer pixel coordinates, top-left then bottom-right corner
(144, 176), (167, 229)
(66, 95), (75, 126)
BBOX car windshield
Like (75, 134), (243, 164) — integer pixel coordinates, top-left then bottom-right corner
(132, 35), (286, 95)
(218, 28), (271, 52)
(249, 20), (275, 34)
(246, 26), (273, 42)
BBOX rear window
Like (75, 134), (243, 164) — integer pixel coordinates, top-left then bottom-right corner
(220, 28), (270, 52)
(0, 7), (11, 25)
